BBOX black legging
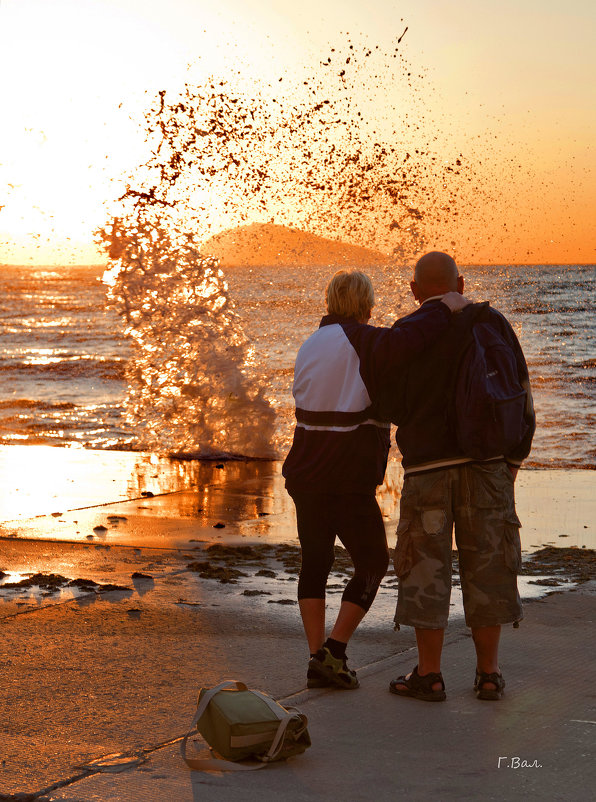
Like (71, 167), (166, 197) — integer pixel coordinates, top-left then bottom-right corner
(290, 491), (389, 612)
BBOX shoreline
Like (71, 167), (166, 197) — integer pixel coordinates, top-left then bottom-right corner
(0, 446), (593, 628)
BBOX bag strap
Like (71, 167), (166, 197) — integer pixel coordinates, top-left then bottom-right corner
(248, 691), (309, 762)
(180, 680), (266, 772)
(180, 682), (308, 771)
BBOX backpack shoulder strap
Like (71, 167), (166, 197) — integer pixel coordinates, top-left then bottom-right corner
(446, 302), (488, 389)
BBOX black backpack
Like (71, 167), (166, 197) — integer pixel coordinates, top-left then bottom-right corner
(451, 303), (529, 460)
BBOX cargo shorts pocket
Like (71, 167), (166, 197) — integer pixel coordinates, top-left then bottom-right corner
(421, 508), (447, 536)
(504, 514), (522, 574)
(393, 518), (413, 578)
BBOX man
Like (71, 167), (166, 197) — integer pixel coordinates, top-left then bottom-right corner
(283, 269), (470, 690)
(382, 251), (535, 701)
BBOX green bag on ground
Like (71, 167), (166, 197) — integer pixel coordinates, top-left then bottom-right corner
(181, 680), (311, 772)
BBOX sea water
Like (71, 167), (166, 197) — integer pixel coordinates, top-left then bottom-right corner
(0, 262), (594, 469)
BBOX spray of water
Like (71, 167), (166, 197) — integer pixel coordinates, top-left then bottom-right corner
(100, 214), (275, 457)
(96, 36), (475, 457)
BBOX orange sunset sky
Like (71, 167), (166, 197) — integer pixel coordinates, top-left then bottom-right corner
(0, 0), (594, 266)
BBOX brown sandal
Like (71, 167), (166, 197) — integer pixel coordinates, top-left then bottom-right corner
(474, 669), (505, 700)
(389, 665), (446, 702)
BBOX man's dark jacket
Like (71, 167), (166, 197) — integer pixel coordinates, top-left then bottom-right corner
(378, 299), (536, 475)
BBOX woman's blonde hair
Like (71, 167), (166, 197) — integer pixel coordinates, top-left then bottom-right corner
(325, 269), (375, 320)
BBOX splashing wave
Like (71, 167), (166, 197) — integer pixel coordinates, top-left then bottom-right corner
(96, 38), (475, 457)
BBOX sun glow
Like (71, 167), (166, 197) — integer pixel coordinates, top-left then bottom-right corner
(0, 0), (595, 265)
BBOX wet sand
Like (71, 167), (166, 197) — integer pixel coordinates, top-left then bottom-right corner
(1, 445), (594, 545)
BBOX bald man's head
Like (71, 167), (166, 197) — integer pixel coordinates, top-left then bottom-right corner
(411, 251), (463, 303)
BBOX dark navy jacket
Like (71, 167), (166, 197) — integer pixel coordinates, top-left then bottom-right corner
(378, 300), (536, 475)
(282, 302), (452, 495)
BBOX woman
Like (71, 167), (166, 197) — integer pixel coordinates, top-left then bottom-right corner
(283, 269), (468, 689)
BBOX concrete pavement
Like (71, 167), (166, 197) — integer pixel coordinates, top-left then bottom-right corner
(1, 584), (592, 802)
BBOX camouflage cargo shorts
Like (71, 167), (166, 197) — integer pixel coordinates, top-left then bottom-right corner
(394, 461), (523, 629)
